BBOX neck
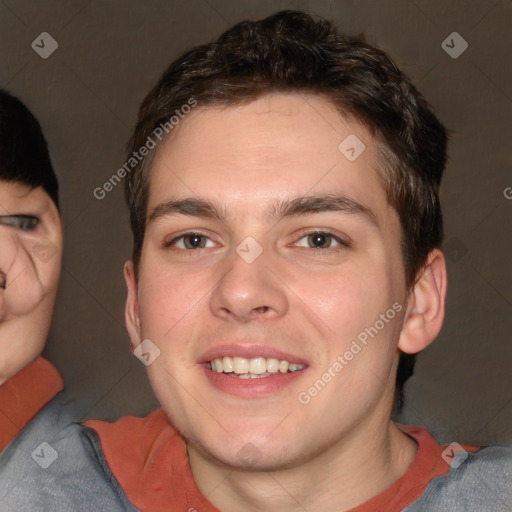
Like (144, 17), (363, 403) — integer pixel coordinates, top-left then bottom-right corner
(187, 418), (417, 512)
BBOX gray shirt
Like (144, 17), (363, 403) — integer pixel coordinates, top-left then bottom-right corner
(1, 394), (511, 511)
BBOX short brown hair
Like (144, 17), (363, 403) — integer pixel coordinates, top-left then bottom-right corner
(125, 10), (448, 410)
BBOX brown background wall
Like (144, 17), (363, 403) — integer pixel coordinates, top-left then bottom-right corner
(1, 0), (511, 446)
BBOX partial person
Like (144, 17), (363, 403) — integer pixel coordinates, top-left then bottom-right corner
(0, 89), (63, 449)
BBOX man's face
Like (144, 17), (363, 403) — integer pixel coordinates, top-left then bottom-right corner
(125, 93), (410, 469)
(0, 181), (62, 383)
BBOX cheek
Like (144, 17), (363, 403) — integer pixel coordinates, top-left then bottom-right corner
(289, 258), (402, 388)
(38, 249), (62, 292)
(294, 277), (358, 337)
(22, 228), (63, 292)
(136, 261), (209, 341)
(290, 261), (390, 338)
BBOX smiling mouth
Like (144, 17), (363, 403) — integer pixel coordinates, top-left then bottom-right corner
(207, 356), (306, 379)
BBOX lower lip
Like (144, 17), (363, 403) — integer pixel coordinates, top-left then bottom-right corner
(202, 365), (308, 397)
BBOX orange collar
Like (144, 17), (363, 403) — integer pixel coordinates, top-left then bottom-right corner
(0, 356), (63, 451)
(0, 357), (478, 511)
(86, 414), (468, 512)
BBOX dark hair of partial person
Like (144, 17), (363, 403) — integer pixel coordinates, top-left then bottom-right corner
(0, 88), (59, 210)
(124, 9), (448, 412)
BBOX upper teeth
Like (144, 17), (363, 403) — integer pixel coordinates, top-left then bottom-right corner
(209, 356), (305, 374)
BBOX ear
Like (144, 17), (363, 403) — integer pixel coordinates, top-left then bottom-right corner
(398, 249), (447, 354)
(124, 260), (141, 351)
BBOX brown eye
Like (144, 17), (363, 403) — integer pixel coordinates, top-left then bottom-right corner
(295, 231), (342, 249)
(294, 230), (349, 251)
(166, 232), (215, 250)
(307, 233), (333, 248)
(183, 233), (207, 249)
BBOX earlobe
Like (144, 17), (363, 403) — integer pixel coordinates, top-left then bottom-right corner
(124, 260), (141, 350)
(398, 249), (447, 354)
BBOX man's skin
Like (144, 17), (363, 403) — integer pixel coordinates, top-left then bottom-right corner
(123, 93), (447, 511)
(0, 181), (62, 385)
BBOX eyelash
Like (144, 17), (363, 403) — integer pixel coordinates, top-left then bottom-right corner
(164, 230), (350, 252)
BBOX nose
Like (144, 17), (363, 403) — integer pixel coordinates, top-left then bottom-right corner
(209, 242), (289, 323)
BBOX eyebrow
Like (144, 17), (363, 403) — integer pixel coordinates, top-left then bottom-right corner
(147, 195), (378, 227)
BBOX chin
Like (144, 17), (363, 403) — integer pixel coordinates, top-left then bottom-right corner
(189, 423), (314, 470)
(192, 438), (303, 471)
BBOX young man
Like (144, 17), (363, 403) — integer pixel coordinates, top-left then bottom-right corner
(1, 10), (510, 512)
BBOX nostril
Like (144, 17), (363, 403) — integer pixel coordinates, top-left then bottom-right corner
(0, 271), (6, 290)
(255, 306), (269, 314)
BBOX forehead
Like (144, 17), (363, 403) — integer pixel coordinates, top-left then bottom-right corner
(147, 93), (389, 223)
(0, 181), (53, 215)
